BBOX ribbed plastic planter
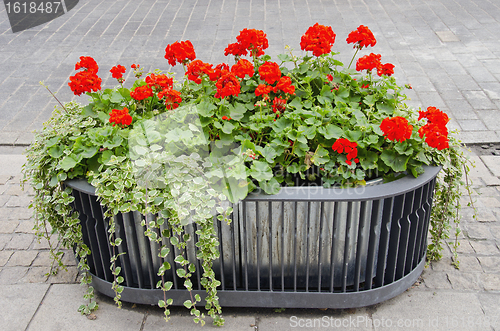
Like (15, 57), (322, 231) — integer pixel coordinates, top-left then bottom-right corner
(66, 166), (440, 309)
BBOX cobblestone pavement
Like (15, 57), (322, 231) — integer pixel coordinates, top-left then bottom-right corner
(1, 0), (500, 330)
(1, 0), (500, 145)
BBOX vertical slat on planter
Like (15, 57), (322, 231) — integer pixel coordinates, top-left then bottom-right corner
(242, 201), (249, 291)
(305, 201), (311, 292)
(396, 191), (414, 280)
(420, 180), (436, 260)
(293, 201), (298, 292)
(280, 201), (285, 292)
(230, 203), (238, 291)
(414, 183), (430, 265)
(216, 218), (225, 291)
(375, 197), (394, 288)
(268, 201), (273, 291)
(81, 192), (105, 280)
(88, 195), (113, 282)
(341, 202), (353, 292)
(255, 202), (261, 291)
(406, 187), (423, 273)
(317, 201), (325, 292)
(72, 191), (95, 275)
(364, 199), (383, 290)
(114, 214), (134, 287)
(385, 194), (405, 284)
(121, 212), (145, 288)
(353, 201), (368, 291)
(329, 202), (339, 292)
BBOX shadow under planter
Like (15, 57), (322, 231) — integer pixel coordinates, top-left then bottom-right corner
(65, 166), (440, 309)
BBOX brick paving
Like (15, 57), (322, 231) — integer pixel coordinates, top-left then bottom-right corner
(1, 0), (500, 329)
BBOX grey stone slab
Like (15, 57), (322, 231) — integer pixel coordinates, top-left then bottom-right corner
(28, 284), (145, 330)
(6, 250), (38, 267)
(480, 155), (500, 177)
(0, 284), (49, 330)
(4, 233), (34, 250)
(0, 155), (25, 176)
(144, 312), (256, 330)
(372, 291), (486, 330)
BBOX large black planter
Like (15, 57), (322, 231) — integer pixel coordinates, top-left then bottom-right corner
(66, 166), (440, 309)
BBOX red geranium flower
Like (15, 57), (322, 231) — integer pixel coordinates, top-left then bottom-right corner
(110, 65), (126, 81)
(164, 40), (196, 66)
(332, 138), (359, 165)
(109, 107), (132, 127)
(225, 28), (269, 58)
(145, 73), (174, 90)
(272, 97), (287, 114)
(356, 53), (381, 72)
(214, 71), (241, 98)
(68, 71), (102, 96)
(346, 25), (376, 49)
(185, 60), (215, 84)
(75, 56), (99, 73)
(273, 76), (295, 95)
(130, 85), (153, 101)
(258, 61), (281, 85)
(231, 59), (254, 79)
(222, 116), (231, 120)
(300, 23), (336, 57)
(377, 63), (395, 76)
(255, 84), (273, 98)
(158, 88), (182, 110)
(212, 63), (230, 81)
(418, 106), (450, 150)
(380, 116), (413, 142)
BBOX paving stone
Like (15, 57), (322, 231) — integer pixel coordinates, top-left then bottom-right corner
(456, 255), (482, 272)
(0, 233), (13, 250)
(21, 266), (50, 283)
(0, 284), (49, 330)
(421, 270), (452, 289)
(31, 236), (58, 250)
(372, 291), (485, 331)
(0, 266), (28, 284)
(15, 220), (36, 234)
(465, 223), (494, 240)
(0, 220), (19, 233)
(0, 251), (13, 267)
(446, 270), (481, 290)
(480, 274), (500, 291)
(470, 240), (500, 255)
(478, 256), (500, 272)
(481, 155), (500, 177)
(48, 266), (79, 284)
(453, 240), (475, 254)
(0, 206), (33, 220)
(4, 233), (34, 250)
(478, 293), (500, 329)
(5, 195), (32, 207)
(145, 311), (257, 330)
(28, 284), (145, 330)
(6, 250), (38, 266)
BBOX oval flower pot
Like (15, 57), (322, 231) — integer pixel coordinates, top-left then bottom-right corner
(66, 165), (440, 309)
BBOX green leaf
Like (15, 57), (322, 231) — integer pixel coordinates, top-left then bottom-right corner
(318, 124), (343, 139)
(311, 146), (330, 165)
(260, 177), (281, 195)
(228, 102), (247, 120)
(176, 268), (186, 278)
(221, 121), (236, 134)
(183, 300), (192, 309)
(48, 145), (64, 158)
(249, 161), (273, 181)
(58, 154), (80, 171)
(159, 246), (170, 258)
(381, 150), (409, 172)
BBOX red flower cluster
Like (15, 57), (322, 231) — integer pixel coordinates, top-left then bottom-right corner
(356, 53), (394, 76)
(231, 59), (254, 79)
(186, 60), (215, 83)
(145, 73), (174, 90)
(130, 85), (153, 101)
(255, 84), (273, 98)
(164, 40), (196, 66)
(300, 23), (336, 57)
(346, 25), (376, 49)
(75, 56), (98, 73)
(68, 56), (102, 96)
(418, 107), (450, 150)
(110, 65), (126, 82)
(158, 88), (182, 110)
(131, 64), (143, 78)
(356, 53), (381, 72)
(274, 76), (295, 94)
(214, 71), (241, 98)
(380, 116), (413, 142)
(332, 138), (359, 165)
(272, 97), (287, 116)
(258, 61), (281, 85)
(224, 28), (269, 58)
(222, 116), (231, 120)
(109, 107), (132, 127)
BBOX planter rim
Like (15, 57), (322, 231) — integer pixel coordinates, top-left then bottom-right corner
(65, 165), (441, 202)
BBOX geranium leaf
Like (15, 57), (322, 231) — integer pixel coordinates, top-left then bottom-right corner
(318, 124), (343, 140)
(249, 161), (273, 181)
(381, 150), (409, 172)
